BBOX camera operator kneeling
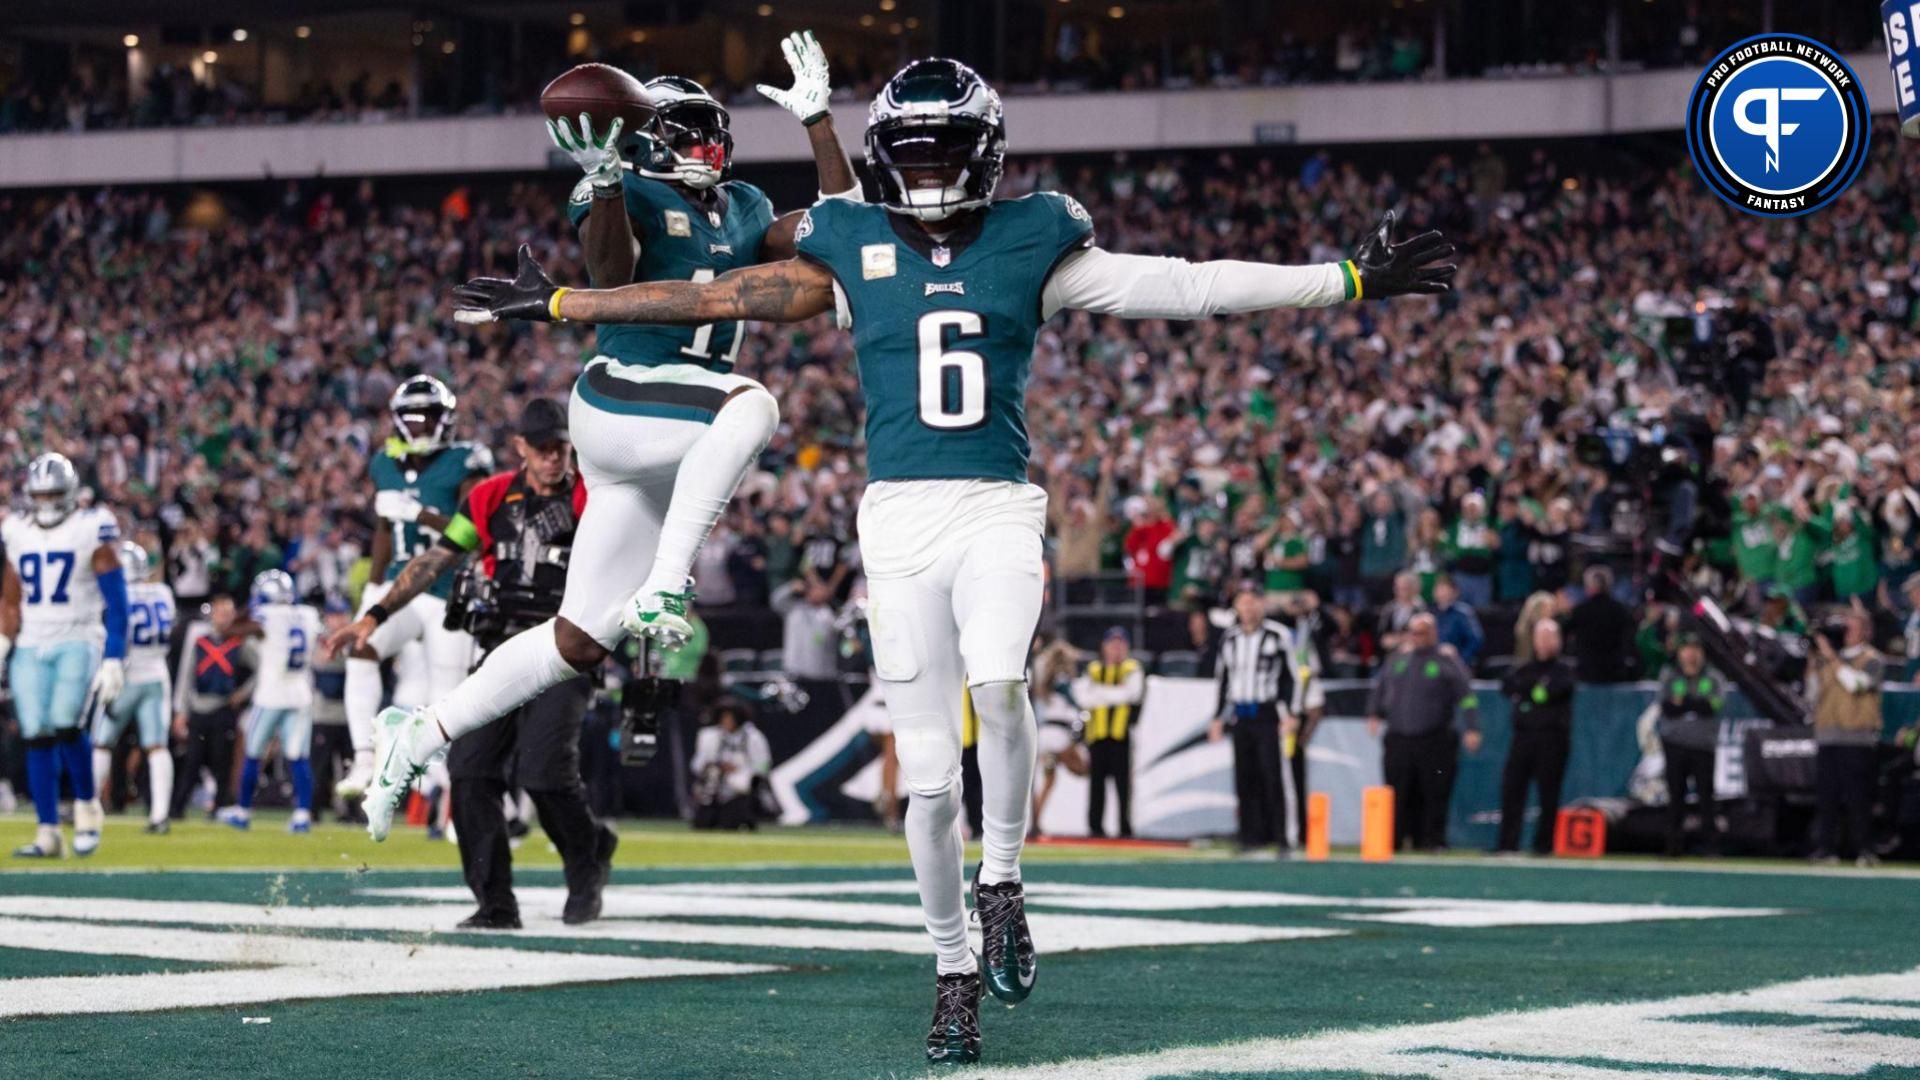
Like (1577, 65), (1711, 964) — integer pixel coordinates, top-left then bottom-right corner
(691, 698), (773, 830)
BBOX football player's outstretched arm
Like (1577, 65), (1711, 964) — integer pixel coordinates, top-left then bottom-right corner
(757, 31), (861, 259)
(1045, 210), (1455, 320)
(454, 245), (834, 326)
(549, 111), (639, 287)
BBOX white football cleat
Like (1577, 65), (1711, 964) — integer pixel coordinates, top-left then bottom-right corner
(72, 798), (103, 856)
(335, 749), (375, 801)
(364, 707), (443, 842)
(619, 587), (695, 650)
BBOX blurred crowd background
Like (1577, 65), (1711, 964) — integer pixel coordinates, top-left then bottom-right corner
(4, 114), (1920, 687)
(0, 1), (1881, 136)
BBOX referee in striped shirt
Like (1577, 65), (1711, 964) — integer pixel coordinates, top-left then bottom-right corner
(1209, 582), (1299, 853)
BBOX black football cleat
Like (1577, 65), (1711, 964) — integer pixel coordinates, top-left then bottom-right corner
(972, 869), (1037, 1005)
(925, 970), (982, 1065)
(455, 909), (523, 931)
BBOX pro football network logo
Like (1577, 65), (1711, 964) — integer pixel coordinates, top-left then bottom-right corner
(1685, 34), (1869, 217)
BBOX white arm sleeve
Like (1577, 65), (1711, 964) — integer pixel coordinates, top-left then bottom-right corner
(1041, 246), (1349, 321)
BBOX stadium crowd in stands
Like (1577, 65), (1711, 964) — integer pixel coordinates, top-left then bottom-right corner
(0, 6), (1878, 136)
(3, 121), (1919, 687)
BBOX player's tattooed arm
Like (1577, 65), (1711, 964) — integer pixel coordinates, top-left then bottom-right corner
(321, 544), (464, 659)
(567, 259), (835, 324)
(453, 245), (832, 325)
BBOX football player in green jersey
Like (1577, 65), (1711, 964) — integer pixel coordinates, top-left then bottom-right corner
(452, 58), (1454, 1065)
(334, 375), (491, 801)
(352, 36), (857, 843)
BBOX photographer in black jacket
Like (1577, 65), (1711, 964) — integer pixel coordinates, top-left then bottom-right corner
(1496, 620), (1577, 854)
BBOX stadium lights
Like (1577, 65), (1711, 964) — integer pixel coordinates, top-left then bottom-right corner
(441, 40), (456, 54)
(295, 25), (311, 39)
(1108, 5), (1125, 17)
(905, 16), (919, 28)
(122, 33), (139, 48)
(878, 0), (895, 11)
(757, 3), (773, 14)
(629, 29), (647, 43)
(231, 28), (247, 42)
(202, 49), (217, 64)
(859, 14), (875, 25)
(569, 12), (586, 25)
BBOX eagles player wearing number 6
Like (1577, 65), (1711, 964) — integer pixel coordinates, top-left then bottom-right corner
(2, 453), (131, 859)
(453, 58), (1455, 1065)
(346, 35), (858, 843)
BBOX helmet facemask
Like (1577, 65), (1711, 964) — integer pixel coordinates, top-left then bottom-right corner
(640, 97), (732, 190)
(868, 118), (1001, 222)
(390, 376), (456, 456)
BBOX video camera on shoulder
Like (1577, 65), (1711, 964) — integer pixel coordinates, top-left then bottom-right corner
(444, 564), (506, 641)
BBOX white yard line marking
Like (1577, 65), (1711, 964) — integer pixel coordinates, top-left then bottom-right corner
(969, 968), (1920, 1080)
(0, 917), (777, 1018)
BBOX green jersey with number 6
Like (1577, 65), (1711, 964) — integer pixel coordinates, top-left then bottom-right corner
(793, 192), (1093, 483)
(568, 173), (775, 373)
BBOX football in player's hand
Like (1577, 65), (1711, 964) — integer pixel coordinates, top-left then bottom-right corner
(540, 63), (656, 135)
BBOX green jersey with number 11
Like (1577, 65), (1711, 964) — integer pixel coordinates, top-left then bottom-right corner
(793, 192), (1094, 483)
(569, 173), (776, 374)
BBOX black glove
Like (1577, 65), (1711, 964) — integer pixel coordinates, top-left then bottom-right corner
(1348, 210), (1456, 299)
(452, 244), (563, 324)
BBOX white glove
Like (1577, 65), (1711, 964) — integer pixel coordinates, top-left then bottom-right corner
(92, 658), (125, 706)
(755, 30), (833, 126)
(374, 490), (424, 524)
(547, 112), (626, 194)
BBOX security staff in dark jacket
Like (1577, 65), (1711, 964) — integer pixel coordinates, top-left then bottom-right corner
(327, 400), (613, 927)
(1074, 627), (1146, 838)
(1366, 614), (1482, 851)
(1210, 582), (1299, 853)
(171, 595), (256, 819)
(1656, 634), (1726, 855)
(1497, 619), (1577, 854)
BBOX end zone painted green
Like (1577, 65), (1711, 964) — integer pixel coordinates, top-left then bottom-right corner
(2, 815), (1917, 1079)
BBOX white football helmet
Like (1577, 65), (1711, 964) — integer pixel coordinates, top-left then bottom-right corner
(117, 541), (152, 582)
(25, 452), (79, 528)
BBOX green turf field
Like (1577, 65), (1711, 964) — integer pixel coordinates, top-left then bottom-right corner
(3, 813), (1919, 1079)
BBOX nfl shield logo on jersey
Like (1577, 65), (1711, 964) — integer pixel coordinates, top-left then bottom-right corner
(931, 245), (952, 268)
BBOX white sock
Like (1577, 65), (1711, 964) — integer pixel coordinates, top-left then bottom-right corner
(904, 780), (976, 975)
(36, 823), (58, 851)
(970, 679), (1036, 886)
(639, 387), (777, 598)
(434, 619), (578, 742)
(146, 749), (173, 824)
(345, 657), (383, 754)
(92, 748), (113, 802)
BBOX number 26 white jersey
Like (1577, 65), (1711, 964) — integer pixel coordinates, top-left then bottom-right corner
(252, 603), (323, 710)
(125, 581), (177, 684)
(1, 509), (119, 649)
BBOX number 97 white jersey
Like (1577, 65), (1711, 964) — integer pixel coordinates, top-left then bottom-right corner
(252, 603), (322, 710)
(2, 509), (119, 649)
(125, 581), (177, 685)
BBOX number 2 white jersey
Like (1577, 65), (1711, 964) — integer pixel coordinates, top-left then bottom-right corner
(1, 508), (119, 649)
(252, 603), (322, 710)
(125, 581), (177, 685)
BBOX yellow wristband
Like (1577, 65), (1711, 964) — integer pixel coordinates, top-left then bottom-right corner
(1340, 260), (1362, 301)
(547, 287), (571, 321)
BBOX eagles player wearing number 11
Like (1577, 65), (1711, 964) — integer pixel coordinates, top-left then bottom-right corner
(454, 57), (1455, 1065)
(347, 33), (859, 844)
